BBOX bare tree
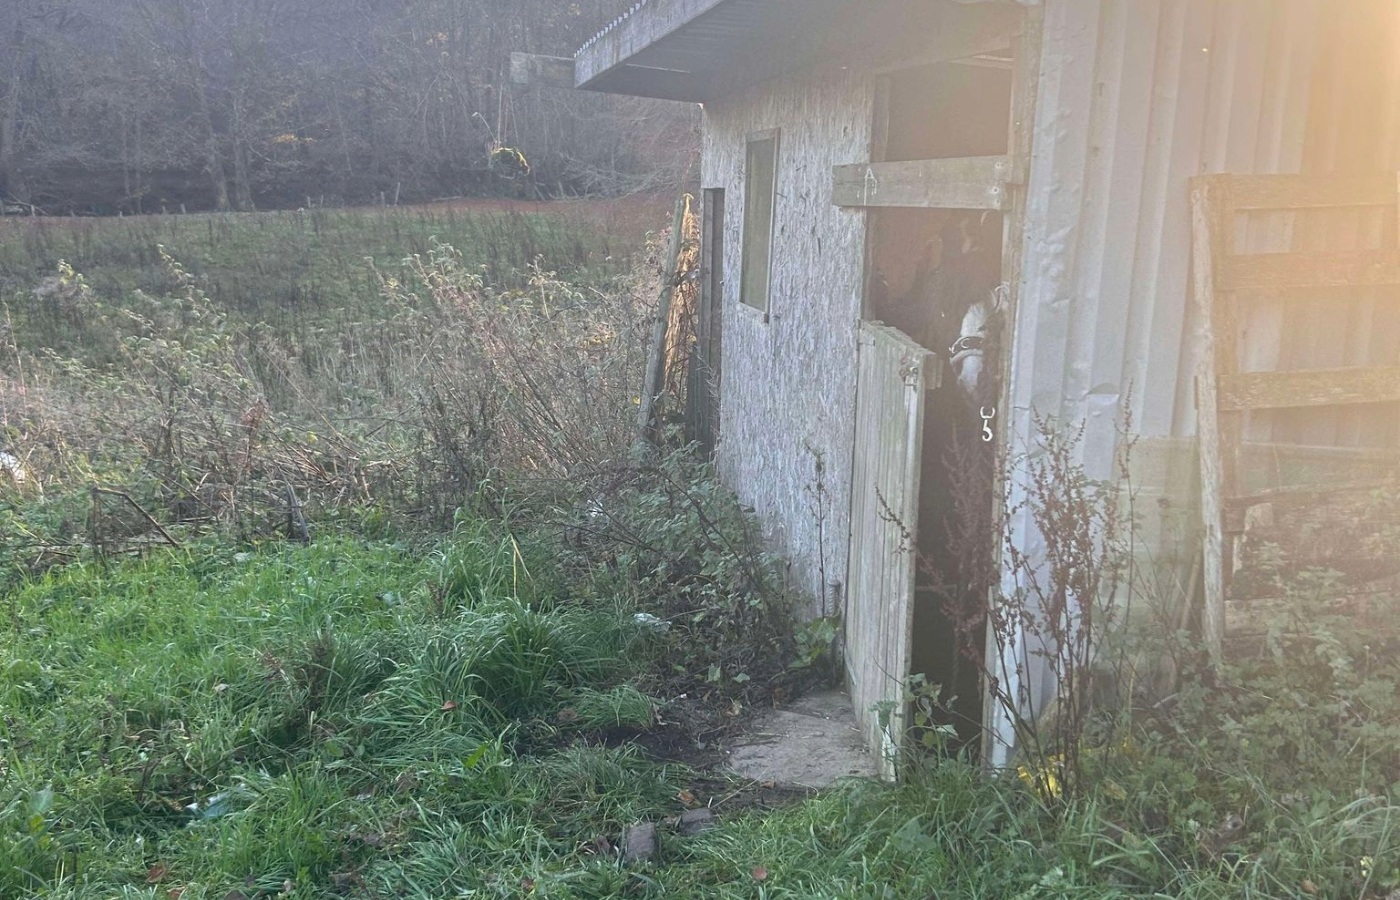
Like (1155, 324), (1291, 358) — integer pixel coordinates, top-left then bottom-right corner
(0, 0), (695, 214)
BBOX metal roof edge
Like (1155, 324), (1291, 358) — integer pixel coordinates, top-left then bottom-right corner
(576, 2), (653, 58)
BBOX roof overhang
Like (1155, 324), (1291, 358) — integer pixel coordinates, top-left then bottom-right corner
(572, 0), (1032, 103)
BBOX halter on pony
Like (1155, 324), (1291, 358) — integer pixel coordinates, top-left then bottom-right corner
(948, 283), (1008, 415)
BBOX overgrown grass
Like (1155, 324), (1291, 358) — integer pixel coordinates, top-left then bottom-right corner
(0, 200), (658, 323)
(0, 525), (675, 898)
(3, 203), (1399, 900)
(0, 200), (667, 564)
(5, 522), (1399, 898)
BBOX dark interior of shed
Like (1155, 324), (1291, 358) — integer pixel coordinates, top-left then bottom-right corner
(864, 56), (1014, 754)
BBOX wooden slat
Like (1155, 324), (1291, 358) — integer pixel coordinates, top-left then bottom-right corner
(1218, 365), (1400, 411)
(1221, 174), (1399, 210)
(832, 156), (1011, 210)
(1191, 181), (1227, 668)
(636, 197), (689, 444)
(1224, 478), (1398, 515)
(1219, 250), (1400, 291)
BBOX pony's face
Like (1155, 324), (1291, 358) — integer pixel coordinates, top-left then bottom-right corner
(948, 290), (1002, 413)
(900, 211), (1005, 412)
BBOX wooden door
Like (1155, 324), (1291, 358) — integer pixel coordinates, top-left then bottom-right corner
(846, 322), (936, 780)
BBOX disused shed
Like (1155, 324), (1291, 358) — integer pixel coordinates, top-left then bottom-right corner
(517, 0), (1400, 775)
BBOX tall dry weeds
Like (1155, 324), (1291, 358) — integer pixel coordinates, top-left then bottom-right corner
(1, 218), (675, 561)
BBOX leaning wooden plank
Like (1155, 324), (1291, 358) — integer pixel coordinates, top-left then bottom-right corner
(1218, 365), (1400, 411)
(1219, 250), (1400, 291)
(636, 196), (690, 445)
(508, 53), (578, 89)
(846, 326), (885, 776)
(1191, 181), (1226, 669)
(1223, 174), (1398, 210)
(832, 157), (1012, 210)
(871, 340), (901, 778)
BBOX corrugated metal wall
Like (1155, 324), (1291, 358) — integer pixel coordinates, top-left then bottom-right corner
(991, 0), (1400, 760)
(1001, 0), (1400, 566)
(1011, 0), (1400, 472)
(1264, 0), (1400, 450)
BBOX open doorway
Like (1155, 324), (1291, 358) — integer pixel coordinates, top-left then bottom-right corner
(864, 56), (1014, 755)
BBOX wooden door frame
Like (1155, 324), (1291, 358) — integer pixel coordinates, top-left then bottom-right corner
(980, 2), (1043, 769)
(839, 2), (1044, 773)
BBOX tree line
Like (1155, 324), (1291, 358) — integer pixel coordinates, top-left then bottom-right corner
(0, 0), (698, 214)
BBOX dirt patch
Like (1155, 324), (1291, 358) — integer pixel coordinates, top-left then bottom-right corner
(724, 689), (877, 788)
(579, 716), (724, 770)
(593, 687), (877, 793)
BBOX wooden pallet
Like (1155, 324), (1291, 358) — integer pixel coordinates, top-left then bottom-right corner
(1191, 173), (1400, 664)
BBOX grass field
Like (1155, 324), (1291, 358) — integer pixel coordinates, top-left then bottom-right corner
(3, 205), (1400, 899)
(0, 199), (662, 375)
(0, 527), (677, 898)
(0, 199), (658, 301)
(6, 526), (1400, 899)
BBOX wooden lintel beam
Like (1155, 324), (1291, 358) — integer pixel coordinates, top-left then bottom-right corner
(509, 53), (578, 89)
(1218, 365), (1400, 411)
(832, 156), (1012, 210)
(1219, 250), (1400, 292)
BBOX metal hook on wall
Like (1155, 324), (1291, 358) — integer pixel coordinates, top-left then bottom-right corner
(980, 406), (996, 443)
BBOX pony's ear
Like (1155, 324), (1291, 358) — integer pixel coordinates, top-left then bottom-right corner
(991, 282), (1011, 313)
